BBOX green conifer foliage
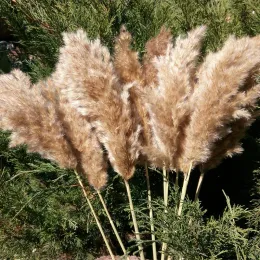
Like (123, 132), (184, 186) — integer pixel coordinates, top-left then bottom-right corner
(0, 0), (260, 258)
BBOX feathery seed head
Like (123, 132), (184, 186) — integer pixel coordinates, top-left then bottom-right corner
(0, 71), (77, 169)
(53, 29), (142, 180)
(145, 26), (207, 170)
(179, 36), (260, 172)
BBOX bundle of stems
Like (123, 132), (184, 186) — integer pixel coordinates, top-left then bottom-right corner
(0, 70), (119, 259)
(0, 25), (260, 259)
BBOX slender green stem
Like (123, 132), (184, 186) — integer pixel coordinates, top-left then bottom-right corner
(178, 162), (193, 216)
(145, 163), (157, 260)
(96, 190), (129, 259)
(74, 171), (115, 260)
(161, 166), (169, 260)
(124, 179), (145, 260)
(194, 168), (205, 202)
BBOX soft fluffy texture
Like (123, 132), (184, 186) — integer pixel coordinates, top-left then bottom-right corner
(0, 69), (108, 190)
(145, 26), (207, 169)
(1, 26), (260, 181)
(142, 26), (172, 87)
(38, 78), (108, 190)
(179, 36), (260, 173)
(53, 29), (142, 180)
(0, 70), (77, 169)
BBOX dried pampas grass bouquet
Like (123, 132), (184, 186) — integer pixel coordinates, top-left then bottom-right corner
(1, 24), (260, 260)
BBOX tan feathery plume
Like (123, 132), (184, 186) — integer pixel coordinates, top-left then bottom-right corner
(145, 26), (207, 169)
(53, 29), (141, 180)
(114, 25), (142, 84)
(194, 84), (260, 201)
(140, 26), (173, 151)
(114, 26), (153, 151)
(114, 26), (158, 260)
(200, 65), (260, 171)
(144, 29), (207, 252)
(38, 79), (108, 190)
(39, 77), (115, 257)
(0, 70), (77, 169)
(0, 71), (115, 257)
(202, 82), (260, 171)
(53, 29), (144, 259)
(179, 36), (260, 173)
(142, 26), (172, 87)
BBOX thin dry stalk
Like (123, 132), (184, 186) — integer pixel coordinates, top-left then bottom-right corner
(145, 163), (157, 260)
(161, 166), (169, 260)
(96, 190), (129, 259)
(194, 168), (205, 201)
(175, 172), (179, 188)
(74, 171), (115, 260)
(178, 162), (193, 216)
(124, 180), (145, 260)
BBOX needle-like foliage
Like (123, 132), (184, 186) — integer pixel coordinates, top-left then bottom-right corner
(1, 23), (260, 259)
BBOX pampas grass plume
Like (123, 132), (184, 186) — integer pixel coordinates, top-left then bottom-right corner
(0, 70), (77, 169)
(145, 26), (207, 169)
(54, 29), (141, 180)
(179, 36), (260, 173)
(142, 26), (172, 87)
(38, 79), (108, 190)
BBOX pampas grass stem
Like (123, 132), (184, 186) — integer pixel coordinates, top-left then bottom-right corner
(175, 172), (179, 188)
(124, 179), (145, 260)
(194, 168), (205, 201)
(145, 163), (157, 260)
(96, 190), (129, 259)
(178, 162), (193, 216)
(74, 171), (115, 260)
(161, 166), (169, 260)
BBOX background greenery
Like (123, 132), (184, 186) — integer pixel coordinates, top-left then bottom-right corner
(0, 0), (260, 259)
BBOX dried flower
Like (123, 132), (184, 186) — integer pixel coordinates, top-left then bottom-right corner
(179, 36), (260, 172)
(53, 29), (141, 180)
(38, 78), (108, 190)
(145, 26), (207, 169)
(142, 26), (172, 87)
(0, 70), (77, 168)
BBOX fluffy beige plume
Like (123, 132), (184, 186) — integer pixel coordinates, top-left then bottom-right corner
(180, 36), (260, 173)
(38, 79), (108, 190)
(114, 26), (154, 153)
(145, 26), (207, 169)
(114, 25), (142, 84)
(53, 29), (141, 180)
(142, 27), (172, 87)
(0, 70), (77, 169)
(202, 76), (260, 170)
